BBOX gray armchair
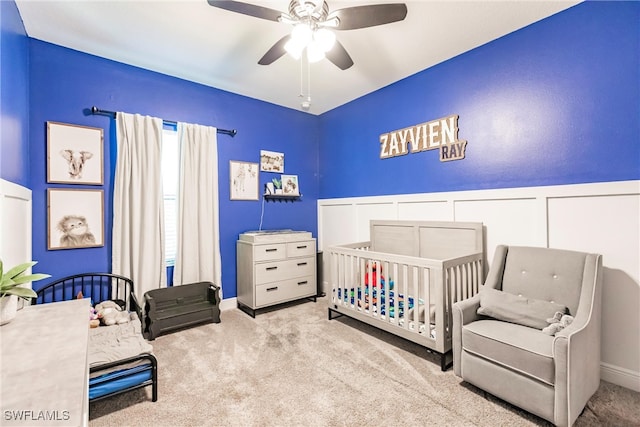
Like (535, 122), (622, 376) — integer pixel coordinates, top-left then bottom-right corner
(452, 245), (603, 427)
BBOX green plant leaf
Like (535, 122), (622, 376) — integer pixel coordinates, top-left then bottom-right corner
(3, 286), (38, 300)
(0, 281), (16, 293)
(11, 273), (51, 285)
(0, 261), (49, 299)
(4, 261), (37, 280)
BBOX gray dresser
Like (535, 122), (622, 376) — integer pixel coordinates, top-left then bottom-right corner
(237, 230), (316, 316)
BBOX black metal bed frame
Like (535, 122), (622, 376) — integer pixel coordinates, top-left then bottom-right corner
(33, 273), (158, 403)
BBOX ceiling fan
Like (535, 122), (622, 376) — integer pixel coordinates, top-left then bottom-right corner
(207, 0), (408, 70)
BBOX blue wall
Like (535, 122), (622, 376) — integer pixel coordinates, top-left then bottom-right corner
(0, 0), (30, 187)
(8, 1), (640, 299)
(28, 41), (319, 297)
(318, 2), (640, 199)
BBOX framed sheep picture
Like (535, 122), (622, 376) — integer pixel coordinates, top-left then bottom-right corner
(47, 121), (104, 185)
(47, 189), (104, 250)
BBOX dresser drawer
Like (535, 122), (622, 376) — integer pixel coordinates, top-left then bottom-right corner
(255, 256), (315, 285)
(253, 243), (286, 262)
(255, 276), (315, 307)
(286, 240), (316, 258)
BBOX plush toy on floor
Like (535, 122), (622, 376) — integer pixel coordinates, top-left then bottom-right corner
(542, 311), (573, 335)
(95, 300), (130, 326)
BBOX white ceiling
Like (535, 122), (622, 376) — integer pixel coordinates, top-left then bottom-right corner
(16, 0), (580, 115)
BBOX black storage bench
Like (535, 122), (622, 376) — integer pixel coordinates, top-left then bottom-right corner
(144, 281), (221, 340)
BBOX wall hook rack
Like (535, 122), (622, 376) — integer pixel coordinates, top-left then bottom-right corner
(264, 194), (302, 203)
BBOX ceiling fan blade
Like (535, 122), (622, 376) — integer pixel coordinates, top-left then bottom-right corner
(331, 4), (408, 30)
(207, 1), (283, 22)
(258, 35), (291, 65)
(325, 40), (354, 70)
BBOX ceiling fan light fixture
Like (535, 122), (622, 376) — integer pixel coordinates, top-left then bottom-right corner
(306, 40), (325, 63)
(284, 38), (305, 59)
(320, 16), (340, 28)
(314, 27), (335, 52)
(291, 23), (312, 44)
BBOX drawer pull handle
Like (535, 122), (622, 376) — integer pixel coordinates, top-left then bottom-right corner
(266, 266), (278, 271)
(297, 245), (307, 249)
(266, 287), (278, 292)
(297, 281), (308, 285)
(265, 248), (278, 252)
(297, 262), (307, 266)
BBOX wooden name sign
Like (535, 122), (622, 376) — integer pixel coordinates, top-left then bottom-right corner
(379, 114), (467, 162)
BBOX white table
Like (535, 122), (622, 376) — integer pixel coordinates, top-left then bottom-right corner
(0, 299), (90, 426)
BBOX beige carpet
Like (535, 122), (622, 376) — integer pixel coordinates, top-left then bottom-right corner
(90, 297), (639, 427)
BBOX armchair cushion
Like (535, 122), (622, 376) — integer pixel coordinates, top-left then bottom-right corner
(477, 287), (567, 329)
(463, 319), (555, 385)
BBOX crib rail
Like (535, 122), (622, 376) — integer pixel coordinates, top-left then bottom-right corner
(328, 243), (483, 355)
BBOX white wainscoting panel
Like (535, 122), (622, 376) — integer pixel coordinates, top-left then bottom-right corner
(548, 193), (640, 388)
(318, 180), (640, 391)
(318, 203), (357, 248)
(454, 198), (546, 262)
(355, 203), (396, 241)
(0, 179), (33, 281)
(398, 200), (451, 221)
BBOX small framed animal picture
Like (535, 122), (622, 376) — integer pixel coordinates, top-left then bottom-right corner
(47, 121), (104, 185)
(47, 189), (104, 250)
(230, 160), (259, 201)
(260, 150), (284, 173)
(281, 174), (300, 195)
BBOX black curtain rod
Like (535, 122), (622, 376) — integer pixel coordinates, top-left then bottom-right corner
(90, 106), (237, 137)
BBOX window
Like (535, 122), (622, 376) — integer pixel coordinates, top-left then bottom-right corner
(162, 127), (179, 266)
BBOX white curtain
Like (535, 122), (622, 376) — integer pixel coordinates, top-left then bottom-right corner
(112, 113), (166, 298)
(173, 122), (222, 295)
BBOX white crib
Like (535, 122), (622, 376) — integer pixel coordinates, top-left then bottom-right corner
(327, 220), (484, 370)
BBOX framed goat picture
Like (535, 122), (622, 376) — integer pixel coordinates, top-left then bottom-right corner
(47, 189), (104, 250)
(47, 121), (104, 185)
(230, 160), (259, 200)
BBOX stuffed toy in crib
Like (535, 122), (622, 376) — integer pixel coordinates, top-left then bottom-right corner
(364, 262), (387, 288)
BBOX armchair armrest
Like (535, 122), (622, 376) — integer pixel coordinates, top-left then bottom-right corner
(552, 253), (602, 426)
(452, 293), (482, 376)
(453, 293), (482, 325)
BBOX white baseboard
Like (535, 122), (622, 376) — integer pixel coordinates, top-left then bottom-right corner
(220, 297), (237, 312)
(601, 362), (640, 392)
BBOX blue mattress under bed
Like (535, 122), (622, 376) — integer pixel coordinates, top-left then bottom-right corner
(89, 365), (153, 400)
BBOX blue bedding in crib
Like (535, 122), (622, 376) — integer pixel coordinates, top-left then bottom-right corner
(336, 284), (422, 318)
